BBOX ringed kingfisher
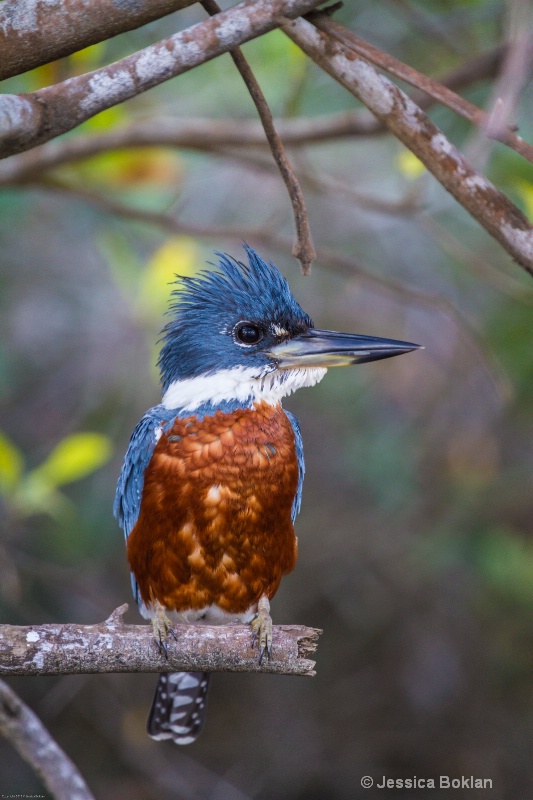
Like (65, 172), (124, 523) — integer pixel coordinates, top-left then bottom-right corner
(114, 245), (420, 745)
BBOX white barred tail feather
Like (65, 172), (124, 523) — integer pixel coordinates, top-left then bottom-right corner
(147, 671), (211, 745)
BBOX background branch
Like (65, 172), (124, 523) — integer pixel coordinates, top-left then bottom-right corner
(0, 605), (321, 677)
(0, 679), (94, 800)
(0, 115), (378, 184)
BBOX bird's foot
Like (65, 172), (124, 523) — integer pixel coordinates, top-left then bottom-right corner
(251, 595), (272, 664)
(151, 601), (176, 658)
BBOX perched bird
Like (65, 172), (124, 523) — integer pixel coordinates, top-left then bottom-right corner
(114, 245), (420, 745)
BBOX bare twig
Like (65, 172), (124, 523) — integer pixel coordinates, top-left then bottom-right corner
(0, 604), (321, 677)
(0, 0), (326, 160)
(0, 679), (94, 800)
(484, 0), (533, 141)
(281, 16), (533, 277)
(0, 0), (197, 81)
(201, 0), (315, 272)
(307, 12), (533, 165)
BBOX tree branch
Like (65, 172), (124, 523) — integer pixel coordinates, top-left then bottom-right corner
(201, 0), (315, 272)
(281, 15), (533, 277)
(306, 12), (533, 165)
(0, 115), (371, 185)
(0, 679), (94, 800)
(0, 0), (197, 81)
(0, 604), (321, 677)
(0, 0), (326, 160)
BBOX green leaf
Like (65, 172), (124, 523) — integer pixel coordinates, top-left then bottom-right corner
(32, 433), (112, 488)
(477, 528), (533, 608)
(14, 473), (74, 519)
(0, 430), (24, 494)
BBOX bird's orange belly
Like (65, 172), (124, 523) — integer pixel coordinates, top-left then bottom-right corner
(127, 402), (299, 615)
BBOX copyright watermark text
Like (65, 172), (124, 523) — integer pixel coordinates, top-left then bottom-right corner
(361, 776), (492, 789)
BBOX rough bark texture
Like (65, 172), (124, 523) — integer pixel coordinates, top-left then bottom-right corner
(0, 0), (326, 160)
(0, 605), (321, 677)
(0, 0), (197, 81)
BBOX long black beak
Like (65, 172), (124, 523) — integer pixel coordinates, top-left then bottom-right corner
(266, 329), (422, 368)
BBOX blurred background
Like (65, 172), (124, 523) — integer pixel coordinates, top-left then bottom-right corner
(1, 0), (533, 797)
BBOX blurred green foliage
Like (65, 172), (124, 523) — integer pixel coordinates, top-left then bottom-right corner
(0, 431), (112, 518)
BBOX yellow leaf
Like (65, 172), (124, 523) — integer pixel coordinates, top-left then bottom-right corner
(515, 180), (533, 221)
(25, 62), (61, 91)
(138, 236), (200, 317)
(0, 431), (24, 495)
(254, 28), (307, 80)
(69, 42), (107, 74)
(65, 146), (182, 187)
(395, 149), (426, 179)
(79, 104), (126, 133)
(32, 433), (112, 488)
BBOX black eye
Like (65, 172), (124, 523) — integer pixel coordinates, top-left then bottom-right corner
(235, 322), (263, 345)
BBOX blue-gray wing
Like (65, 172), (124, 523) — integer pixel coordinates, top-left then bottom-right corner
(286, 410), (305, 523)
(114, 405), (174, 604)
(114, 405), (170, 537)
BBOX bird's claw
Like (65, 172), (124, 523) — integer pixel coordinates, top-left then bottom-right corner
(251, 596), (273, 664)
(151, 602), (176, 659)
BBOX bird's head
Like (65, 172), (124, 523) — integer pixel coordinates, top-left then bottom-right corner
(158, 245), (421, 412)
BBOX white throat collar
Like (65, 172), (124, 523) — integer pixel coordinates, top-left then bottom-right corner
(161, 365), (327, 412)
